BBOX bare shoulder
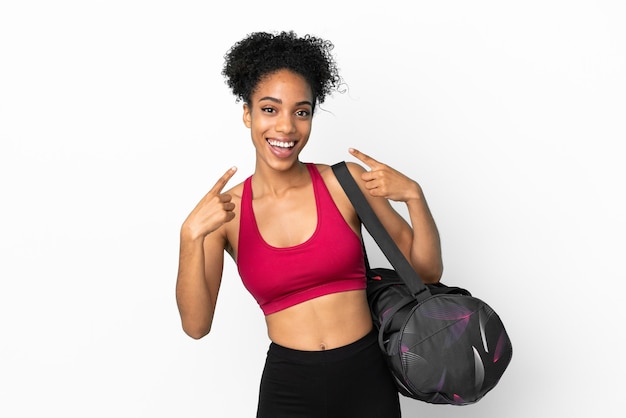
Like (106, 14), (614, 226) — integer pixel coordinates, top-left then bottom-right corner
(345, 161), (366, 177)
(315, 162), (367, 193)
(224, 180), (245, 201)
(313, 163), (337, 188)
(314, 161), (366, 181)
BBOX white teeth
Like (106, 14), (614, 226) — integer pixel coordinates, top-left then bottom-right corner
(267, 139), (295, 148)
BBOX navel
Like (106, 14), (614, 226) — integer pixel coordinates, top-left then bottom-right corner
(319, 342), (327, 351)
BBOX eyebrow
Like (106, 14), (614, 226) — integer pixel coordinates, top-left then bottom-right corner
(258, 96), (313, 107)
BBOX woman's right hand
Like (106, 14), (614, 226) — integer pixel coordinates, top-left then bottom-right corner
(181, 167), (238, 241)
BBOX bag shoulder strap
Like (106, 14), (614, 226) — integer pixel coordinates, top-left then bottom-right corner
(331, 161), (430, 298)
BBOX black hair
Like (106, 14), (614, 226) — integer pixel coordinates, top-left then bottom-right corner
(222, 31), (342, 112)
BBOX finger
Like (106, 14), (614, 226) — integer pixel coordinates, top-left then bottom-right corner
(223, 211), (236, 224)
(208, 166), (237, 194)
(349, 148), (381, 169)
(361, 170), (378, 182)
(218, 193), (233, 203)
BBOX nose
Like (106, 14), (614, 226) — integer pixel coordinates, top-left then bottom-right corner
(275, 112), (296, 134)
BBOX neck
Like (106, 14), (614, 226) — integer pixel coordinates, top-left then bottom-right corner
(252, 161), (310, 197)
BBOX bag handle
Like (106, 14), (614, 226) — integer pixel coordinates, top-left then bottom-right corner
(331, 161), (431, 299)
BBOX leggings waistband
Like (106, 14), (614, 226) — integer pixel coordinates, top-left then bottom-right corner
(267, 328), (378, 364)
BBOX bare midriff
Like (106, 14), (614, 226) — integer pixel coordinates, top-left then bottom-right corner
(264, 289), (373, 351)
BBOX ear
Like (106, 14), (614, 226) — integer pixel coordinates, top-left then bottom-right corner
(242, 103), (252, 128)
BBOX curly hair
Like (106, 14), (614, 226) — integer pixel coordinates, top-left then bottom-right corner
(222, 31), (342, 112)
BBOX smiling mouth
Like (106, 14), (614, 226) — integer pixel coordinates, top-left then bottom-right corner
(267, 139), (296, 149)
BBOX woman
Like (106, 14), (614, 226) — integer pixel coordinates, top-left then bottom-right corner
(175, 31), (443, 417)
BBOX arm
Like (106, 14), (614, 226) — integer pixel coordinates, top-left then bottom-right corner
(175, 167), (237, 339)
(347, 149), (443, 283)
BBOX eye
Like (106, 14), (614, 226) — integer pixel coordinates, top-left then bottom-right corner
(261, 107), (276, 114)
(296, 109), (311, 118)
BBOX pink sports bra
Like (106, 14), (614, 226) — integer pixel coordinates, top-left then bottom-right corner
(237, 163), (366, 315)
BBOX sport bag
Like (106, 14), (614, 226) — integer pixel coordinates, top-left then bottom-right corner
(332, 162), (513, 405)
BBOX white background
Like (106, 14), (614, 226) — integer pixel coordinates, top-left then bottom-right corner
(1, 1), (624, 417)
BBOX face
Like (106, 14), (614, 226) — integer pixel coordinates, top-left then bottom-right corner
(243, 69), (314, 171)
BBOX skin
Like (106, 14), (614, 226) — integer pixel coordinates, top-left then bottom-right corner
(175, 69), (443, 350)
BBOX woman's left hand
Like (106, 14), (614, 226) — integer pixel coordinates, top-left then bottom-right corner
(349, 148), (422, 202)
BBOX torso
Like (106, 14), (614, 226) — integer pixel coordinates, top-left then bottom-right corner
(222, 163), (372, 350)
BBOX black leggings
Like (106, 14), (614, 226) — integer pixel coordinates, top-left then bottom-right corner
(256, 329), (401, 417)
